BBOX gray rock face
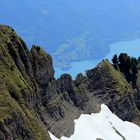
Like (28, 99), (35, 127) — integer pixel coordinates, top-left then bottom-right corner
(39, 60), (140, 138)
(31, 45), (54, 87)
(0, 25), (140, 139)
(86, 61), (139, 121)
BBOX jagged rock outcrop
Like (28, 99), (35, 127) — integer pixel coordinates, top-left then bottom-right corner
(86, 60), (140, 121)
(0, 25), (51, 140)
(0, 25), (140, 139)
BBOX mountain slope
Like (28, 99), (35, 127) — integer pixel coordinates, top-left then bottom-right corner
(50, 104), (140, 140)
(0, 25), (140, 139)
(0, 25), (51, 140)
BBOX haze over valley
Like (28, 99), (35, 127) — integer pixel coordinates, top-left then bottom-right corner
(1, 0), (140, 77)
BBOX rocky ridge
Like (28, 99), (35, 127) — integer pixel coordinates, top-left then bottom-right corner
(0, 25), (140, 139)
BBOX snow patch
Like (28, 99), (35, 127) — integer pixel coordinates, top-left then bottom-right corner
(49, 104), (140, 140)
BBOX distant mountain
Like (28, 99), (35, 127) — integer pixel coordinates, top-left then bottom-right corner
(1, 0), (140, 69)
(0, 25), (140, 139)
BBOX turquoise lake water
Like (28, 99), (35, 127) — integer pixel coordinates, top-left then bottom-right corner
(55, 39), (140, 79)
(105, 39), (140, 60)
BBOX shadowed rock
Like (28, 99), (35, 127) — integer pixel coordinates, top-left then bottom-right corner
(0, 25), (140, 139)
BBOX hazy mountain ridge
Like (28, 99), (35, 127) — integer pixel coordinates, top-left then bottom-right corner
(1, 0), (140, 69)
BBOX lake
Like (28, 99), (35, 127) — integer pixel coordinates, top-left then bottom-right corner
(55, 39), (140, 79)
(105, 39), (140, 60)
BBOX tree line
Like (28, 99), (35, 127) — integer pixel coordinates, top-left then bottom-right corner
(112, 53), (140, 88)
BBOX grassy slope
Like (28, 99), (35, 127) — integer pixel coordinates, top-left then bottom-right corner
(0, 25), (50, 140)
(99, 60), (140, 124)
(100, 60), (134, 96)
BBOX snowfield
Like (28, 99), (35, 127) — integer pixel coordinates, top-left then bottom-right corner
(49, 104), (140, 140)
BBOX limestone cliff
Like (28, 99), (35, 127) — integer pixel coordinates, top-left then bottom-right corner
(0, 25), (140, 140)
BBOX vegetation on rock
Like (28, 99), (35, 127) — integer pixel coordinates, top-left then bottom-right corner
(0, 25), (140, 139)
(112, 53), (140, 88)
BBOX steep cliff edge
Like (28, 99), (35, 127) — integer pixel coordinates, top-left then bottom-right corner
(0, 25), (51, 140)
(0, 25), (140, 139)
(86, 60), (140, 122)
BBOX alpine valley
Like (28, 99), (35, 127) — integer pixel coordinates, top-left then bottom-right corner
(1, 0), (140, 71)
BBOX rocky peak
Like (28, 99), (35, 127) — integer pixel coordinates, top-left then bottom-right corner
(0, 25), (140, 139)
(86, 60), (139, 121)
(31, 45), (54, 87)
(0, 25), (51, 140)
